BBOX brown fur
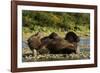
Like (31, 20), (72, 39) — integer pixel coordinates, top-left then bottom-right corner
(41, 32), (78, 54)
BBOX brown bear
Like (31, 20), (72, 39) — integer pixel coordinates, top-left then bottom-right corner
(27, 32), (49, 56)
(40, 32), (77, 54)
(27, 32), (43, 56)
(64, 31), (80, 54)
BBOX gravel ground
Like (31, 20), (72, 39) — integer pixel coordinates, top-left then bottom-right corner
(22, 48), (90, 62)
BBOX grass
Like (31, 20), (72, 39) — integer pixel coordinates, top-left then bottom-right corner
(22, 24), (90, 41)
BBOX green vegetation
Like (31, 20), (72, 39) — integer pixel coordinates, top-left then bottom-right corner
(22, 10), (90, 40)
